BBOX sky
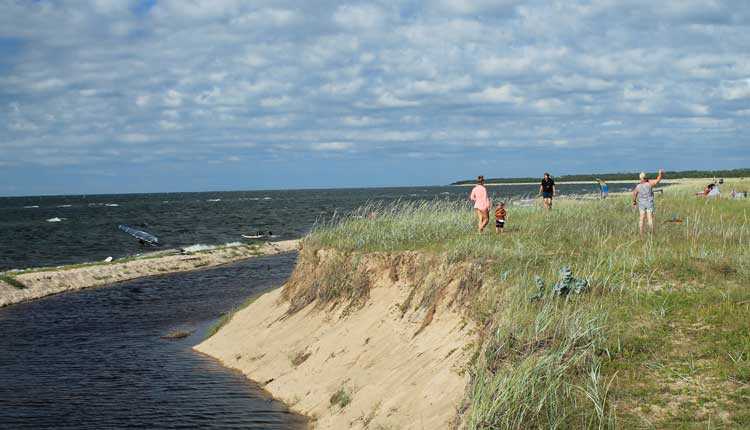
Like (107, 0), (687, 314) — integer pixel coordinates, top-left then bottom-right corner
(1, 0), (749, 196)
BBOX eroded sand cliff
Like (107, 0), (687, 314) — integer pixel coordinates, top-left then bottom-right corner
(196, 251), (478, 429)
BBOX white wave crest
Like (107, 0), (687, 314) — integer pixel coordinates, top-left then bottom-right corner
(182, 242), (244, 253)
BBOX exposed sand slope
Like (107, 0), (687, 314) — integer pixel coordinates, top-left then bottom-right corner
(0, 240), (299, 307)
(196, 255), (474, 430)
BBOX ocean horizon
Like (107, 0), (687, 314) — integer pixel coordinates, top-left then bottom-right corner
(1, 183), (627, 272)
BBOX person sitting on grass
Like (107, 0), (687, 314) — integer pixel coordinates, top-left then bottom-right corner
(697, 183), (715, 196)
(470, 175), (490, 234)
(494, 201), (507, 234)
(633, 169), (664, 237)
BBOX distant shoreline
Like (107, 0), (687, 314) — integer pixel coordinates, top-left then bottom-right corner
(452, 178), (705, 186)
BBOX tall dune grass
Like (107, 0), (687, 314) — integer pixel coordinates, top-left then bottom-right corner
(300, 179), (750, 429)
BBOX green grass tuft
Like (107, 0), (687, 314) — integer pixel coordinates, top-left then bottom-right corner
(290, 350), (312, 367)
(0, 274), (26, 289)
(330, 387), (352, 408)
(160, 330), (192, 340)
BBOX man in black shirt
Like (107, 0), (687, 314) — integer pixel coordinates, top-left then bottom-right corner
(539, 173), (556, 210)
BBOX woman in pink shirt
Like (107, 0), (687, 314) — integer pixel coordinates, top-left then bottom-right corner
(470, 175), (491, 234)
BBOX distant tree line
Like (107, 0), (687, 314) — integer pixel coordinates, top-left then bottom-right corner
(450, 168), (750, 185)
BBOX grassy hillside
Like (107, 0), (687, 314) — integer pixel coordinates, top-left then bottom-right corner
(299, 179), (750, 429)
(451, 168), (750, 185)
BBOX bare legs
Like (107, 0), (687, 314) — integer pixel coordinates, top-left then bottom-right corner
(543, 197), (552, 210)
(639, 209), (654, 237)
(476, 209), (489, 234)
(481, 210), (489, 233)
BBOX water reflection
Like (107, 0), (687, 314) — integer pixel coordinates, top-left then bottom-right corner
(0, 254), (307, 430)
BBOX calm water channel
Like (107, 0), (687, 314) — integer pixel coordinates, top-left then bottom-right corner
(0, 254), (307, 429)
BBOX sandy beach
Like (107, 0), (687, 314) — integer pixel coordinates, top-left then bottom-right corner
(0, 240), (299, 307)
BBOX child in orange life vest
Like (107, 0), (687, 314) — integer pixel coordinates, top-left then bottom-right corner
(494, 201), (507, 234)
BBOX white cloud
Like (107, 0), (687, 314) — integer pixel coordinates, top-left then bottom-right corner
(159, 120), (182, 130)
(685, 117), (734, 128)
(478, 55), (533, 77)
(152, 0), (244, 21)
(312, 142), (353, 151)
(687, 103), (710, 116)
(231, 8), (301, 28)
(431, 0), (520, 15)
(163, 90), (183, 107)
(472, 84), (524, 104)
(208, 73), (227, 82)
(333, 4), (386, 31)
(135, 95), (150, 107)
(194, 87), (221, 105)
(619, 83), (666, 113)
(379, 131), (421, 141)
(321, 78), (364, 96)
(121, 133), (150, 143)
(162, 110), (179, 119)
(30, 78), (65, 91)
(654, 0), (731, 23)
(342, 116), (382, 127)
(375, 92), (420, 107)
(404, 76), (473, 96)
(547, 74), (614, 92)
(532, 98), (564, 113)
(91, 0), (132, 15)
(721, 79), (750, 100)
(260, 96), (292, 108)
(622, 84), (653, 101)
(475, 130), (492, 139)
(10, 118), (39, 132)
(239, 52), (269, 68)
(79, 89), (98, 96)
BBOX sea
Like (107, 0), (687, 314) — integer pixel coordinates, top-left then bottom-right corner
(0, 183), (625, 272)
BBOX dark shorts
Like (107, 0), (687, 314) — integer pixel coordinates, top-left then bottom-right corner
(496, 219), (505, 228)
(543, 192), (553, 199)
